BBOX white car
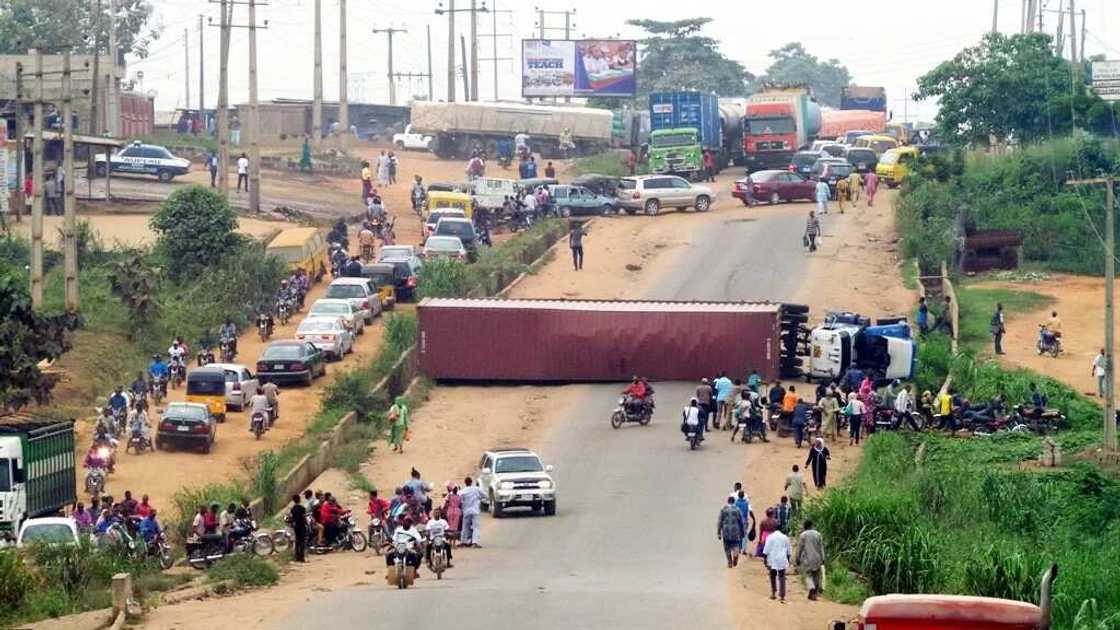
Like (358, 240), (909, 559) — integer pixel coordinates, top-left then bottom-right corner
(424, 208), (467, 236)
(17, 517), (82, 547)
(378, 245), (418, 261)
(296, 316), (355, 360)
(206, 362), (260, 411)
(478, 448), (556, 517)
(393, 124), (432, 151)
(308, 299), (365, 335)
(422, 235), (467, 261)
(615, 175), (715, 216)
(94, 141), (191, 182)
(324, 277), (382, 325)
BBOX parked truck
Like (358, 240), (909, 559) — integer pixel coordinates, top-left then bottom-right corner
(648, 91), (720, 178)
(840, 85), (888, 112)
(819, 109), (887, 140)
(409, 101), (613, 160)
(0, 415), (77, 540)
(742, 87), (822, 172)
(417, 298), (784, 382)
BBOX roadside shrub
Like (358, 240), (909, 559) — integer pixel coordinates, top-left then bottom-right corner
(0, 549), (36, 612)
(417, 258), (473, 299)
(852, 524), (943, 594)
(171, 481), (247, 542)
(205, 554), (279, 588)
(961, 541), (1045, 603)
(150, 186), (241, 280)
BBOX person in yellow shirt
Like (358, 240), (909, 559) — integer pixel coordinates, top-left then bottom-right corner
(1045, 311), (1062, 338)
(835, 177), (849, 213)
(360, 161), (373, 204)
(782, 386), (799, 424)
(847, 171), (862, 202)
(937, 388), (954, 431)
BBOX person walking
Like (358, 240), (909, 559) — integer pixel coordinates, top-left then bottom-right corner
(991, 303), (1006, 355)
(819, 389), (840, 442)
(917, 296), (930, 336)
(1093, 349), (1107, 398)
(387, 397), (409, 453)
(792, 398), (810, 447)
(785, 465), (805, 516)
(388, 152), (398, 185)
(696, 378), (714, 431)
(360, 161), (373, 203)
(815, 179), (831, 214)
(717, 496), (746, 568)
(229, 113), (241, 146)
(236, 153), (249, 193)
(734, 490), (755, 553)
(458, 477), (485, 547)
(847, 170), (862, 202)
(569, 221), (585, 270)
(835, 176), (849, 213)
(805, 438), (831, 489)
(755, 507), (778, 559)
(442, 484), (462, 535)
(714, 372), (733, 430)
(795, 520), (826, 600)
(845, 393), (865, 446)
(865, 171), (879, 207)
(289, 494), (308, 562)
(377, 151), (390, 187)
(804, 211), (821, 253)
(545, 161), (556, 178)
(762, 524), (792, 603)
(743, 174), (757, 207)
(703, 149), (717, 183)
(208, 151), (219, 187)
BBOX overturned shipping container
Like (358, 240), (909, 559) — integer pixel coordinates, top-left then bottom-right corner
(418, 298), (782, 382)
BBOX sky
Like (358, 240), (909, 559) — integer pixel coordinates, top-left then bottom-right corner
(130, 0), (1120, 122)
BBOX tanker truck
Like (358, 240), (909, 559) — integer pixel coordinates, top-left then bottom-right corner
(742, 87), (822, 172)
(647, 91), (744, 179)
(408, 101), (614, 160)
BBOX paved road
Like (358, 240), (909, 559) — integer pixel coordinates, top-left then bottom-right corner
(282, 203), (813, 629)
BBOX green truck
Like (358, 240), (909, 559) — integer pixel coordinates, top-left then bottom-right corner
(0, 415), (77, 539)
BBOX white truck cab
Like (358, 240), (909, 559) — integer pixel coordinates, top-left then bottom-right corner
(809, 319), (916, 382)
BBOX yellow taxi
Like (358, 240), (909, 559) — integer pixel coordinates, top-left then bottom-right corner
(425, 191), (474, 219)
(853, 134), (900, 156)
(875, 146), (921, 188)
(266, 227), (330, 281)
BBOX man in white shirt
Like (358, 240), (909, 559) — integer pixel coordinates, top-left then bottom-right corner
(387, 516), (423, 571)
(248, 392), (271, 428)
(1093, 349), (1107, 398)
(424, 507), (453, 567)
(893, 383), (920, 430)
(522, 191), (538, 217)
(458, 477), (486, 547)
(762, 527), (792, 603)
(236, 153), (249, 192)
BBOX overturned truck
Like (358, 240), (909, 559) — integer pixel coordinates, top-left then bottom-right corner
(417, 298), (804, 382)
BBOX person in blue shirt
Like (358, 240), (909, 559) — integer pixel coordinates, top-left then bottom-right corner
(523, 156), (538, 179)
(108, 387), (128, 414)
(734, 490), (755, 553)
(746, 369), (761, 393)
(916, 296), (929, 336)
(148, 354), (169, 381)
(139, 510), (162, 543)
(713, 372), (733, 429)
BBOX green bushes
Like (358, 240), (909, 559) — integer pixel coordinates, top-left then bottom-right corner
(897, 136), (1120, 275)
(0, 550), (36, 613)
(150, 186), (242, 279)
(205, 554), (279, 588)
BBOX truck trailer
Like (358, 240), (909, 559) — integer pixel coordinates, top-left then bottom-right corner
(648, 91), (722, 178)
(0, 415), (77, 539)
(409, 101), (613, 160)
(417, 298), (783, 382)
(743, 88), (822, 172)
(819, 109), (887, 140)
(840, 85), (888, 112)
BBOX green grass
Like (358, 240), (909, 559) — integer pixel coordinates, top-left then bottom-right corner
(823, 559), (872, 605)
(569, 151), (641, 177)
(901, 258), (919, 291)
(955, 285), (1053, 354)
(205, 554), (279, 588)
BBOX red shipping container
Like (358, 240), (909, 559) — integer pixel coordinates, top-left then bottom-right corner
(417, 298), (782, 382)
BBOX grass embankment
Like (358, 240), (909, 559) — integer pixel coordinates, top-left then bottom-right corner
(569, 151), (641, 177)
(954, 285), (1053, 354)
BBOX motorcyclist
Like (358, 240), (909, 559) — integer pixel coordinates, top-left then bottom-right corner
(424, 507), (453, 568)
(558, 127), (575, 155)
(358, 224), (377, 261)
(248, 390), (272, 431)
(257, 309), (274, 339)
(343, 255), (364, 278)
(128, 402), (150, 444)
(330, 243), (349, 276)
(95, 406), (117, 438)
(129, 372), (148, 401)
(295, 269), (311, 302)
(262, 380), (280, 423)
(197, 346), (216, 367)
(386, 516), (424, 572)
(108, 387), (128, 420)
(318, 494), (348, 546)
(622, 376), (648, 417)
(682, 397), (703, 440)
(167, 340), (187, 376)
(219, 319), (238, 358)
(367, 193), (385, 224)
(328, 218), (349, 251)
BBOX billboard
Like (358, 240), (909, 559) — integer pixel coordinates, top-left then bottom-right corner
(522, 39), (636, 98)
(1092, 60), (1120, 102)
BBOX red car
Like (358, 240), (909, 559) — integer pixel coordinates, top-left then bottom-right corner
(733, 170), (817, 205)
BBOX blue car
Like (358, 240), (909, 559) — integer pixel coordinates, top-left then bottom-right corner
(548, 184), (618, 217)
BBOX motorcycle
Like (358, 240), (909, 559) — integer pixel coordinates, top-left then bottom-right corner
(610, 395), (653, 429)
(186, 524), (273, 569)
(84, 466), (107, 495)
(250, 412), (268, 440)
(169, 358), (186, 389)
(390, 540), (418, 589)
(681, 422), (703, 450)
(150, 377), (167, 405)
(1008, 403), (1067, 434)
(1037, 325), (1062, 357)
(147, 532), (176, 570)
(257, 314), (273, 342)
(220, 338), (236, 363)
(310, 515), (367, 554)
(428, 533), (450, 580)
(368, 517), (387, 556)
(125, 429), (151, 454)
(276, 299), (291, 326)
(196, 349), (215, 367)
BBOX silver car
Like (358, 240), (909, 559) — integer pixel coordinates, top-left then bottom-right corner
(324, 278), (382, 325)
(308, 299), (365, 335)
(615, 175), (715, 216)
(296, 316), (355, 360)
(205, 362), (260, 411)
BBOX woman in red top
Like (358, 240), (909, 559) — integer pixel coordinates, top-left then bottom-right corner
(203, 504), (220, 534)
(135, 494), (154, 518)
(442, 484), (462, 536)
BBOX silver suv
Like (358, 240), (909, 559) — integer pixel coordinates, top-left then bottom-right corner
(616, 175), (715, 216)
(478, 448), (556, 517)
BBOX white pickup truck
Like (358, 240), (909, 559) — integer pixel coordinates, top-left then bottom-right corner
(392, 125), (432, 151)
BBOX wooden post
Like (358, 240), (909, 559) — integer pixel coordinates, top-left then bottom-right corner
(63, 51), (79, 312)
(338, 0), (348, 150)
(312, 0), (322, 146)
(247, 0), (261, 213)
(30, 49), (44, 308)
(14, 63), (24, 223)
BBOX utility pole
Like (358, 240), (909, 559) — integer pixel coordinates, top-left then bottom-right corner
(107, 0), (120, 136)
(1080, 9), (1086, 64)
(469, 0), (478, 101)
(31, 49), (44, 307)
(1068, 0), (1077, 66)
(62, 50), (78, 312)
(460, 35), (469, 98)
(247, 0), (262, 214)
(372, 26), (407, 106)
(199, 14), (205, 115)
(438, 0), (456, 103)
(427, 24), (434, 100)
(90, 0), (101, 137)
(184, 29), (191, 110)
(338, 0), (348, 150)
(14, 64), (24, 223)
(1066, 175), (1118, 452)
(436, 1), (488, 102)
(312, 0), (322, 146)
(479, 3), (513, 101)
(217, 0), (232, 196)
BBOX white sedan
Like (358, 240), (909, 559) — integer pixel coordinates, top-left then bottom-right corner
(308, 299), (365, 335)
(295, 317), (355, 360)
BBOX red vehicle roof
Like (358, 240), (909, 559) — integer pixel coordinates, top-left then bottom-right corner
(746, 102), (795, 116)
(861, 595), (1042, 629)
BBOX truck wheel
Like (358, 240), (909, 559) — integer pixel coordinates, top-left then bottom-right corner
(694, 195), (711, 212)
(644, 199), (660, 216)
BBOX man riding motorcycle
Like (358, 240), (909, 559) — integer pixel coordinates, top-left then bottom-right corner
(149, 354), (169, 384)
(129, 372), (149, 402)
(622, 376), (648, 417)
(386, 516), (424, 572)
(128, 404), (151, 447)
(257, 310), (274, 340)
(358, 224), (377, 262)
(219, 319), (238, 358)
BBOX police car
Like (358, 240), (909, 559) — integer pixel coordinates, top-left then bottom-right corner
(94, 141), (192, 182)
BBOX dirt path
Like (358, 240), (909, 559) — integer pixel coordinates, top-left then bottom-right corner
(977, 273), (1117, 399)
